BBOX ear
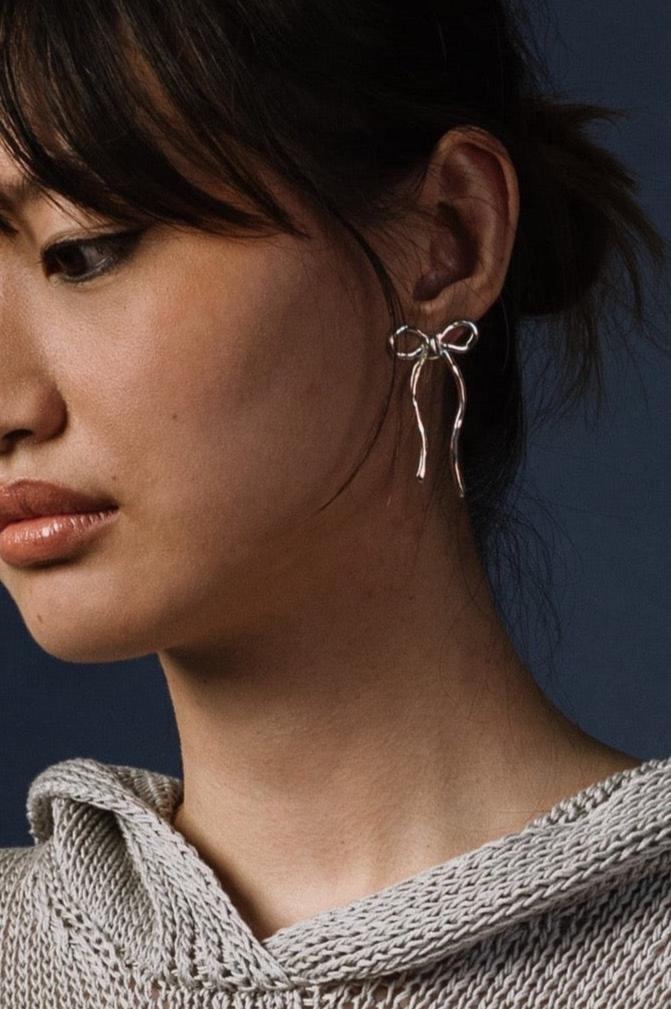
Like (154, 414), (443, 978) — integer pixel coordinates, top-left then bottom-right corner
(398, 126), (520, 330)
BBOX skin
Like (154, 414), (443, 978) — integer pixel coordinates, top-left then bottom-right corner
(0, 127), (642, 941)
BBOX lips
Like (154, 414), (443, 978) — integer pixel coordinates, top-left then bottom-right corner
(0, 479), (118, 535)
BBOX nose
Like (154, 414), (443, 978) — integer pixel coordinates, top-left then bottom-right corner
(0, 381), (67, 455)
(0, 267), (68, 455)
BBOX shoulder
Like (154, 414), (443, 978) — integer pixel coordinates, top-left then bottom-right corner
(0, 843), (48, 925)
(547, 857), (671, 998)
(0, 842), (40, 884)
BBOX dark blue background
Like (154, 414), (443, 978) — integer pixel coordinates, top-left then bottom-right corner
(2, 1), (670, 846)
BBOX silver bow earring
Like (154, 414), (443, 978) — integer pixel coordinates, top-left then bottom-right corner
(387, 319), (479, 496)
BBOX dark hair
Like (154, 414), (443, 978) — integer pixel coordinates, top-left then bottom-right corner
(0, 0), (667, 674)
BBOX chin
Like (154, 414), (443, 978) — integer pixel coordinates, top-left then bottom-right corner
(20, 604), (161, 665)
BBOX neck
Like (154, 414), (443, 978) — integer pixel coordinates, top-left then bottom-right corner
(161, 484), (640, 941)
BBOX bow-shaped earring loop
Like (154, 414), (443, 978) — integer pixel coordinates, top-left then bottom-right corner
(387, 319), (479, 494)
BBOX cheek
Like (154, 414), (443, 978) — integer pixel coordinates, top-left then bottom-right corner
(71, 244), (379, 581)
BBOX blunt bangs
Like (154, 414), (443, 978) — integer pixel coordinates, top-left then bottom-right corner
(0, 0), (307, 240)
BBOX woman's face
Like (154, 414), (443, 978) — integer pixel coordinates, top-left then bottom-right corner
(0, 147), (409, 662)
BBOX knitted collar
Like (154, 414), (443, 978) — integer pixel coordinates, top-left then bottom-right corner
(25, 754), (671, 992)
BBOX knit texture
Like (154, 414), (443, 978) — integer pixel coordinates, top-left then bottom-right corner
(1, 754), (670, 1008)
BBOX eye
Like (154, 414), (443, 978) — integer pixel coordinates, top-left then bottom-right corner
(41, 227), (146, 284)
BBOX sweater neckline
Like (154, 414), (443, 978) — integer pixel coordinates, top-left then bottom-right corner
(26, 753), (671, 990)
(258, 755), (671, 980)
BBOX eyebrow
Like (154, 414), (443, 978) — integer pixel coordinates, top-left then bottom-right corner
(0, 176), (45, 214)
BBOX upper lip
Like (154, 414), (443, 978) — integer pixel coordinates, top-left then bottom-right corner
(0, 479), (118, 535)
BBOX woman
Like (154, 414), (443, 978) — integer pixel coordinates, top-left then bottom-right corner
(0, 1), (669, 1006)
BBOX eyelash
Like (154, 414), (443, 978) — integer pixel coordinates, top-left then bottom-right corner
(41, 227), (147, 285)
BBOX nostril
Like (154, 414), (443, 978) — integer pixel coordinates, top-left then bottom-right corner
(0, 430), (34, 450)
(5, 429), (33, 440)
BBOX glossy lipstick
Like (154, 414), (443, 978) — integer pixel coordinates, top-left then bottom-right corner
(0, 479), (119, 568)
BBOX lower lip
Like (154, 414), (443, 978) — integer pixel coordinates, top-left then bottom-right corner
(0, 508), (119, 568)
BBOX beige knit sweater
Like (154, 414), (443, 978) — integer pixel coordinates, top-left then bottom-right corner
(1, 754), (670, 1007)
